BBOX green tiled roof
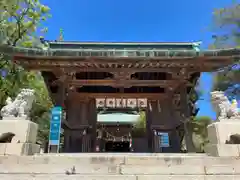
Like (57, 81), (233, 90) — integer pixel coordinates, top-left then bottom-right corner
(97, 113), (140, 124)
(1, 44), (240, 59)
(47, 41), (201, 50)
(48, 41), (201, 45)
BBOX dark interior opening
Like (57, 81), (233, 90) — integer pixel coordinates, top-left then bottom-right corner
(131, 72), (169, 80)
(124, 86), (165, 93)
(76, 72), (113, 79)
(77, 86), (119, 93)
(77, 86), (165, 93)
(105, 141), (130, 152)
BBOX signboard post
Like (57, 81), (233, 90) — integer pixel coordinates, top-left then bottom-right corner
(48, 106), (62, 153)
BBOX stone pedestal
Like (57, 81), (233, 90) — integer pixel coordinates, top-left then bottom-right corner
(205, 120), (240, 157)
(0, 119), (40, 155)
(0, 143), (40, 155)
(0, 119), (38, 143)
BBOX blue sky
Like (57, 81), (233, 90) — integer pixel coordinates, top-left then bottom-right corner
(41, 0), (233, 120)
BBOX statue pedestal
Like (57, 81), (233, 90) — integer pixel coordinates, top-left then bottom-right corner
(0, 119), (40, 155)
(0, 143), (40, 155)
(205, 120), (240, 157)
(0, 119), (38, 143)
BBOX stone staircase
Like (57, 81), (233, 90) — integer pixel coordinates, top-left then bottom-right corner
(0, 153), (240, 180)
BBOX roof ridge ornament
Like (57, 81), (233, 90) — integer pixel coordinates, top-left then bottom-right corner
(58, 28), (64, 41)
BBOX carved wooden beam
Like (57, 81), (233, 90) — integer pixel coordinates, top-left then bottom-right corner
(60, 93), (169, 99)
(68, 79), (190, 87)
(25, 65), (226, 73)
(24, 65), (199, 73)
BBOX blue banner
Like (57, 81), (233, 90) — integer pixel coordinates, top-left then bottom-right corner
(158, 132), (170, 148)
(49, 106), (62, 146)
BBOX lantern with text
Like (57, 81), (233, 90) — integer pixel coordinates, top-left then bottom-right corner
(106, 98), (115, 108)
(96, 99), (105, 108)
(127, 99), (137, 108)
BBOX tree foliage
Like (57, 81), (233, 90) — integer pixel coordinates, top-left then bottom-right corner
(132, 111), (146, 137)
(134, 111), (146, 129)
(210, 2), (240, 99)
(0, 0), (51, 143)
(191, 116), (212, 152)
(0, 0), (50, 46)
(180, 116), (212, 152)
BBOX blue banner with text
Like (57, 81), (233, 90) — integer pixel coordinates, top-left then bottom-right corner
(49, 106), (62, 146)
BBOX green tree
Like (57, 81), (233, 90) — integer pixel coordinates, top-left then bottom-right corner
(134, 111), (146, 129)
(191, 116), (212, 152)
(180, 116), (212, 152)
(0, 0), (50, 46)
(210, 2), (240, 99)
(0, 0), (52, 143)
(27, 72), (53, 142)
(0, 0), (50, 99)
(132, 111), (146, 137)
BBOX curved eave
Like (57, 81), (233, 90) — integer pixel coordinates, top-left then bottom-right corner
(1, 45), (239, 60)
(47, 41), (202, 46)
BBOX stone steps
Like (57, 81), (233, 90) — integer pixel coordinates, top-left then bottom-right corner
(0, 153), (240, 179)
(1, 153), (239, 165)
(0, 175), (239, 180)
(0, 164), (239, 175)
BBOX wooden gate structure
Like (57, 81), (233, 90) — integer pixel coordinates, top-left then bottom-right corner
(0, 41), (238, 152)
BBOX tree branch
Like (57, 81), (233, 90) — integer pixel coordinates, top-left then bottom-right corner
(7, 5), (30, 46)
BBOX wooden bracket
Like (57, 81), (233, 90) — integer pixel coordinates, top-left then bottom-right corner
(171, 68), (190, 80)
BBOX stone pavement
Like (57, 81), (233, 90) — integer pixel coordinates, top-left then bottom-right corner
(0, 153), (240, 179)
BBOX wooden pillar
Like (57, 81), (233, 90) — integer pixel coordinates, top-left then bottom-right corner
(82, 130), (91, 152)
(169, 130), (181, 153)
(153, 130), (161, 153)
(65, 99), (82, 152)
(95, 128), (102, 152)
(147, 91), (182, 153)
(63, 129), (71, 152)
(55, 84), (65, 106)
(64, 96), (93, 152)
(179, 83), (195, 152)
(55, 71), (76, 152)
(63, 97), (71, 152)
(147, 100), (162, 152)
(167, 89), (181, 153)
(88, 98), (97, 152)
(79, 98), (91, 152)
(146, 100), (153, 152)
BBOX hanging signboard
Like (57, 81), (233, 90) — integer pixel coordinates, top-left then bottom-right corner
(96, 98), (147, 108)
(48, 106), (62, 152)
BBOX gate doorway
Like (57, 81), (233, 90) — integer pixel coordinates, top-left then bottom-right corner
(105, 141), (130, 152)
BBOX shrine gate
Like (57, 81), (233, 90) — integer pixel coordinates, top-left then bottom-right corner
(0, 41), (237, 153)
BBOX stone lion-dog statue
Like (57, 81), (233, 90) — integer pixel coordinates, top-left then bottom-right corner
(211, 91), (239, 121)
(0, 88), (35, 119)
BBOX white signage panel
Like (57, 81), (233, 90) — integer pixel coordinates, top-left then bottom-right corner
(96, 98), (147, 108)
